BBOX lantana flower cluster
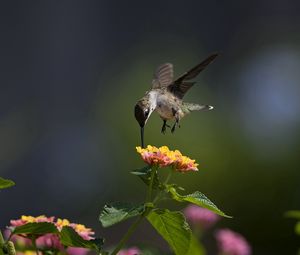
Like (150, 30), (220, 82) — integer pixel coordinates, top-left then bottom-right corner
(7, 215), (94, 255)
(9, 215), (94, 240)
(136, 145), (198, 172)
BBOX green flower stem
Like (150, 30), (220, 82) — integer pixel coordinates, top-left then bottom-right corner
(31, 237), (39, 255)
(193, 227), (203, 239)
(111, 166), (158, 255)
(146, 167), (157, 202)
(164, 171), (172, 185)
(0, 231), (4, 255)
(110, 215), (144, 255)
(153, 170), (172, 205)
(0, 231), (4, 246)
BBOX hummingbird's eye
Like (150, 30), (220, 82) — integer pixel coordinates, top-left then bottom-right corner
(144, 109), (149, 117)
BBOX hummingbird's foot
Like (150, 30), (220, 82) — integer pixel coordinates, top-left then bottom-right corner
(171, 118), (180, 133)
(171, 125), (175, 133)
(171, 122), (178, 133)
(161, 120), (171, 134)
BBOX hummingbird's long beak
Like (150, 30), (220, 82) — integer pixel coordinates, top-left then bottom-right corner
(140, 126), (145, 148)
(135, 102), (155, 148)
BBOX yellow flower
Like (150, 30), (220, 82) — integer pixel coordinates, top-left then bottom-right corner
(24, 251), (40, 255)
(174, 155), (199, 172)
(56, 218), (70, 230)
(10, 215), (55, 227)
(136, 145), (198, 172)
(21, 215), (35, 223)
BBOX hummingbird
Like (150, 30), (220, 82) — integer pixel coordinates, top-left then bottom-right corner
(134, 53), (218, 147)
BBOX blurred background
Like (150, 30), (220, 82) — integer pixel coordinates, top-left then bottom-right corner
(1, 1), (300, 254)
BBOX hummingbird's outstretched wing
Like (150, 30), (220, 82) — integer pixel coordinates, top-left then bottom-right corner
(152, 63), (174, 88)
(168, 53), (218, 99)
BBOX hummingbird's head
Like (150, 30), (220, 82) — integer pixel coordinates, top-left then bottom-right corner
(134, 99), (151, 128)
(134, 92), (157, 148)
(134, 92), (157, 127)
(135, 99), (151, 148)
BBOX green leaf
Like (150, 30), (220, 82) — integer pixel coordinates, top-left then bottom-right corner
(186, 235), (206, 255)
(131, 165), (151, 175)
(285, 210), (300, 220)
(13, 223), (58, 235)
(147, 209), (192, 255)
(91, 238), (105, 251)
(295, 221), (300, 235)
(167, 187), (231, 218)
(59, 226), (102, 251)
(0, 177), (15, 189)
(99, 202), (145, 227)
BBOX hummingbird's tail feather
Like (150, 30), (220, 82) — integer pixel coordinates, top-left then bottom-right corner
(183, 102), (214, 113)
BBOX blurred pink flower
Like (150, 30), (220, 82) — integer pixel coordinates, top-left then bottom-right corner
(4, 229), (32, 247)
(184, 205), (220, 229)
(5, 231), (63, 251)
(117, 247), (141, 255)
(67, 247), (90, 255)
(15, 248), (89, 255)
(216, 229), (251, 255)
(36, 234), (63, 250)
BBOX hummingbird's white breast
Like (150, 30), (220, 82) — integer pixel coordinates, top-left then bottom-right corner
(155, 91), (183, 120)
